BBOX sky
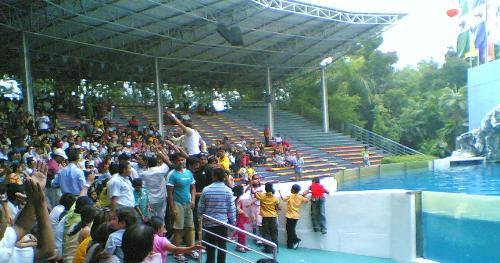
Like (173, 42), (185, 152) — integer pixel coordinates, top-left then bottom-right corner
(300, 0), (460, 68)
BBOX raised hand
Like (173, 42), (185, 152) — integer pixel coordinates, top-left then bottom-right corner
(25, 177), (45, 206)
(30, 161), (48, 189)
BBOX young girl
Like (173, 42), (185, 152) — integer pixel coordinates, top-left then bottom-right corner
(148, 216), (203, 263)
(233, 185), (249, 253)
(245, 174), (263, 245)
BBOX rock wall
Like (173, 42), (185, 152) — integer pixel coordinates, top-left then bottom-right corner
(455, 104), (500, 161)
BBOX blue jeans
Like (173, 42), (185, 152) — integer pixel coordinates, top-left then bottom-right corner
(311, 198), (327, 232)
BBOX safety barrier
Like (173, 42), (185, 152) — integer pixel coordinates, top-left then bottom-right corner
(199, 214), (277, 263)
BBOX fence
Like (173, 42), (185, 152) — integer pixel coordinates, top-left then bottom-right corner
(338, 122), (422, 156)
(199, 214), (277, 263)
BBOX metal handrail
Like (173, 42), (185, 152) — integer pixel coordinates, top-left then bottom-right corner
(343, 122), (423, 156)
(199, 214), (277, 263)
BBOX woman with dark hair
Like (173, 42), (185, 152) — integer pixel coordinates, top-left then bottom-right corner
(122, 224), (161, 263)
(63, 205), (97, 262)
(147, 216), (203, 263)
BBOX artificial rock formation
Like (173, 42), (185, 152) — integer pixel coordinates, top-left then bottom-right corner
(454, 104), (500, 161)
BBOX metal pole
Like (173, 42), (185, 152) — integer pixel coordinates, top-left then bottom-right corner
(22, 31), (34, 115)
(155, 57), (164, 137)
(321, 66), (329, 133)
(266, 67), (274, 137)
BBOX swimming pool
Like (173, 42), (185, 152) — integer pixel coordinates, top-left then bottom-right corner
(338, 163), (500, 195)
(338, 163), (500, 263)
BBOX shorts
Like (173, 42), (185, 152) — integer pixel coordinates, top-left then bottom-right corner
(173, 202), (194, 229)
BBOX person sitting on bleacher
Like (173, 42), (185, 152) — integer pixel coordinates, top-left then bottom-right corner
(273, 150), (286, 168)
(128, 116), (139, 130)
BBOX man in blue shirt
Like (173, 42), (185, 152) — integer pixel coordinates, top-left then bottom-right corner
(52, 149), (94, 196)
(198, 168), (236, 263)
(167, 152), (197, 261)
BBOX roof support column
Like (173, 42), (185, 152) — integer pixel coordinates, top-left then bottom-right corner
(155, 57), (164, 137)
(22, 31), (34, 115)
(321, 66), (329, 133)
(266, 67), (274, 137)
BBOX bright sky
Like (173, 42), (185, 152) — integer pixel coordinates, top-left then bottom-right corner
(300, 0), (460, 68)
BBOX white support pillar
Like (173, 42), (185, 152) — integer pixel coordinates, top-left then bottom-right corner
(267, 67), (274, 137)
(321, 66), (329, 133)
(155, 57), (164, 137)
(22, 32), (34, 115)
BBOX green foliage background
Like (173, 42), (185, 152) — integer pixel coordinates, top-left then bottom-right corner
(275, 37), (468, 158)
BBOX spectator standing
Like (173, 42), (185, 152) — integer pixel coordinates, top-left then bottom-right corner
(167, 153), (198, 261)
(279, 184), (308, 249)
(255, 182), (280, 254)
(198, 168), (236, 263)
(52, 149), (95, 196)
(140, 154), (169, 221)
(361, 146), (370, 166)
(167, 111), (203, 156)
(108, 160), (135, 210)
(304, 178), (330, 234)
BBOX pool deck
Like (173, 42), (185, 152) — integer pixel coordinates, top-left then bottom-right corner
(173, 242), (396, 263)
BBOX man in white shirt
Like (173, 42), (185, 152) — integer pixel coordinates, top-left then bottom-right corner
(166, 111), (204, 156)
(36, 112), (50, 134)
(140, 156), (169, 220)
(108, 160), (135, 210)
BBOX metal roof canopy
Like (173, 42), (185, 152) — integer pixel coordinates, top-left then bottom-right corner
(0, 0), (404, 89)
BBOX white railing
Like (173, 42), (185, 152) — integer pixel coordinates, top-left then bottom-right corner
(199, 214), (277, 263)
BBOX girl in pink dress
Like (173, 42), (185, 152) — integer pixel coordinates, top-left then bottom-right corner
(233, 185), (250, 252)
(148, 216), (203, 263)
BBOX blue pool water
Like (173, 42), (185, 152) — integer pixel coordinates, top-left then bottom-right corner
(422, 213), (500, 263)
(338, 163), (500, 195)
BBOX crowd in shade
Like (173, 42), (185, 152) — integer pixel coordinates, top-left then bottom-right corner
(0, 97), (328, 263)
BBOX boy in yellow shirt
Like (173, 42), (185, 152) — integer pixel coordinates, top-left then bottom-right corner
(279, 184), (308, 249)
(255, 182), (280, 253)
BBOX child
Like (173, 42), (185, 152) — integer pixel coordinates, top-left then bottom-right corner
(132, 178), (150, 222)
(255, 182), (280, 254)
(361, 146), (370, 166)
(148, 216), (204, 263)
(304, 178), (330, 234)
(279, 184), (308, 249)
(293, 152), (305, 181)
(245, 174), (263, 245)
(246, 163), (256, 182)
(233, 185), (250, 253)
(104, 207), (138, 262)
(273, 151), (285, 168)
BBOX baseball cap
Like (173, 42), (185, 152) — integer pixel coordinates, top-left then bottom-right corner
(53, 148), (68, 160)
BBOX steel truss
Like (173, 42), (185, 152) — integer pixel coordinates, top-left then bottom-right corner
(251, 0), (401, 24)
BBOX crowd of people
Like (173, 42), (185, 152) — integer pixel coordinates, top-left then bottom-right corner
(0, 100), (331, 263)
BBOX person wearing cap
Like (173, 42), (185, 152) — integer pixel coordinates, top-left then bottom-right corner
(51, 149), (95, 196)
(46, 148), (68, 208)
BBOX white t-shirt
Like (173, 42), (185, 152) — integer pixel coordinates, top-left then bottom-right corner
(184, 127), (201, 156)
(49, 204), (66, 232)
(107, 174), (135, 208)
(0, 227), (17, 262)
(37, 115), (50, 130)
(140, 164), (169, 204)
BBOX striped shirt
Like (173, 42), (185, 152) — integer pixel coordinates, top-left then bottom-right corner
(198, 182), (236, 227)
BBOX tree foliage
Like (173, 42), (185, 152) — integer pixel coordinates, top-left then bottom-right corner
(278, 37), (468, 157)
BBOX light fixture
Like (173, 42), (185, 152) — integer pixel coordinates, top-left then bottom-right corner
(320, 57), (334, 68)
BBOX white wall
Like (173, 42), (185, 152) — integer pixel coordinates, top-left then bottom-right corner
(244, 182), (416, 263)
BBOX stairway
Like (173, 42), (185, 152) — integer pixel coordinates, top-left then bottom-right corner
(224, 108), (388, 168)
